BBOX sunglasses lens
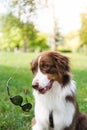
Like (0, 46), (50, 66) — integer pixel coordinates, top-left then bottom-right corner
(22, 103), (32, 112)
(10, 95), (23, 106)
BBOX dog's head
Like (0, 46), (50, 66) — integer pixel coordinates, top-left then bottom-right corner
(30, 51), (71, 94)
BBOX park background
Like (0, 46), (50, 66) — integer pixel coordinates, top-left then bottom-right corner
(0, 0), (87, 130)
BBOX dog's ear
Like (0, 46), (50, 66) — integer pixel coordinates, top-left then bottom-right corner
(52, 52), (71, 86)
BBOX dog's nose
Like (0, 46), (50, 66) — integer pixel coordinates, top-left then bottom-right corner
(32, 81), (39, 89)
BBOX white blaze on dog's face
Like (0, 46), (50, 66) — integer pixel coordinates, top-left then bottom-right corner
(30, 51), (71, 94)
(32, 56), (50, 88)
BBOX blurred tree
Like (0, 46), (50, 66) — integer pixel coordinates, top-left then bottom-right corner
(0, 0), (36, 52)
(0, 13), (22, 51)
(0, 13), (49, 51)
(12, 0), (36, 22)
(64, 31), (80, 52)
(79, 12), (87, 46)
(38, 0), (63, 50)
(52, 19), (63, 50)
(11, 0), (36, 52)
(30, 33), (49, 51)
(0, 0), (49, 52)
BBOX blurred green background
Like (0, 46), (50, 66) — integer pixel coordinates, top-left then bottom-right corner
(0, 0), (87, 130)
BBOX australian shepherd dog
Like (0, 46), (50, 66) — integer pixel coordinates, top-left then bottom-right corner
(30, 51), (87, 130)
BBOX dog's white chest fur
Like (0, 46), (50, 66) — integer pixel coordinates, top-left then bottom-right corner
(33, 81), (76, 130)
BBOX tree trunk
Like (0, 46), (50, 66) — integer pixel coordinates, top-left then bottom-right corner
(24, 40), (28, 52)
(51, 33), (56, 51)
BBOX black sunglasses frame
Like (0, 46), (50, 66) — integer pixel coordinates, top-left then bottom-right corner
(6, 77), (32, 112)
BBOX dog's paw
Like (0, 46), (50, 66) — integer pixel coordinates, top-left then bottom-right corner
(32, 117), (36, 126)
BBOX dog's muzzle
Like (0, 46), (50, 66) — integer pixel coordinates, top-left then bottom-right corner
(32, 80), (54, 94)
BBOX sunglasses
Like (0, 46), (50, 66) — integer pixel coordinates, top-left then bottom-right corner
(6, 77), (32, 112)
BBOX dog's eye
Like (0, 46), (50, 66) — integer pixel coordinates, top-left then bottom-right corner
(44, 64), (49, 68)
(40, 63), (49, 68)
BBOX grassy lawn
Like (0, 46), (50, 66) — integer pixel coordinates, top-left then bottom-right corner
(0, 52), (87, 130)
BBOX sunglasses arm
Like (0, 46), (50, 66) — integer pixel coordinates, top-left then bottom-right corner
(25, 97), (28, 103)
(6, 77), (12, 97)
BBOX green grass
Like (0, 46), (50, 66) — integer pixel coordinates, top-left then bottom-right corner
(0, 52), (87, 130)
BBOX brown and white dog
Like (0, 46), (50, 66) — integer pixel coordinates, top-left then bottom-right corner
(30, 51), (87, 130)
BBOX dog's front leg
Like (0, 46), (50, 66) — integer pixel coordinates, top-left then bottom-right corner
(32, 118), (36, 127)
(32, 123), (43, 130)
(32, 118), (44, 130)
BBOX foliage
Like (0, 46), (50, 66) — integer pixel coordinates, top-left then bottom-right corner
(29, 33), (49, 51)
(0, 13), (22, 50)
(12, 0), (36, 21)
(0, 13), (49, 51)
(79, 11), (87, 46)
(0, 0), (50, 52)
(64, 31), (80, 52)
